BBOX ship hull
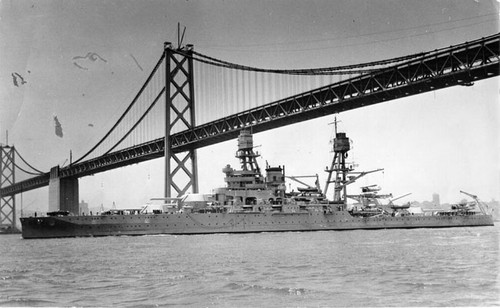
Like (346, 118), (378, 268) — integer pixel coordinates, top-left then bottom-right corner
(20, 211), (494, 239)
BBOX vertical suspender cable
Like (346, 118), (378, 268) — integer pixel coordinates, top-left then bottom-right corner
(254, 71), (258, 109)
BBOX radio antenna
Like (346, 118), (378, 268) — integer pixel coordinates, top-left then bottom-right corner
(177, 22), (187, 49)
(328, 116), (341, 135)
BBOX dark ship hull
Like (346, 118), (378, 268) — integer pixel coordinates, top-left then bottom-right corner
(20, 211), (494, 239)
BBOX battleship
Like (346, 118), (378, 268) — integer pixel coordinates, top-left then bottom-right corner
(20, 127), (494, 239)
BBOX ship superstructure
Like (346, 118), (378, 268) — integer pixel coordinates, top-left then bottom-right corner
(214, 130), (286, 212)
(20, 126), (494, 239)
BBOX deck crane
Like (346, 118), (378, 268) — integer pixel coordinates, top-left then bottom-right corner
(285, 174), (322, 192)
(388, 193), (412, 206)
(460, 190), (489, 214)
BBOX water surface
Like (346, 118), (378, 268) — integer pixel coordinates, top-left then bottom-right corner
(1, 225), (498, 307)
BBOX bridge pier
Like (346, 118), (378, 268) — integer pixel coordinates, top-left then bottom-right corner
(48, 166), (79, 214)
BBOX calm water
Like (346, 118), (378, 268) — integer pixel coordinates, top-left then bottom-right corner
(1, 225), (499, 307)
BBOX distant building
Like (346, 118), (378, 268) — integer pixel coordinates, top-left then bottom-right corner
(79, 200), (89, 215)
(432, 193), (440, 206)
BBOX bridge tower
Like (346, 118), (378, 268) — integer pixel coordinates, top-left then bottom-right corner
(164, 43), (198, 197)
(0, 146), (16, 231)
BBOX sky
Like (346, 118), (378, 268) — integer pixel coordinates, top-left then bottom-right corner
(0, 0), (499, 217)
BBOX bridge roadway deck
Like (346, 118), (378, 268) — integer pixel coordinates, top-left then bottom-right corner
(1, 33), (499, 196)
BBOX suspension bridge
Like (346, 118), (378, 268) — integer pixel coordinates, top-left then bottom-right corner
(1, 33), (499, 230)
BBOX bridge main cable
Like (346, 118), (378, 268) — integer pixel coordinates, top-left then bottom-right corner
(72, 53), (166, 165)
(171, 32), (500, 151)
(185, 50), (427, 75)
